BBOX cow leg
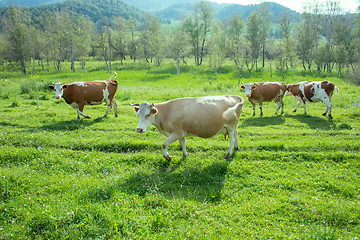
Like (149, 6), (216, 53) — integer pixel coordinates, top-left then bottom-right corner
(259, 102), (263, 117)
(179, 137), (187, 159)
(301, 101), (307, 114)
(225, 128), (236, 159)
(234, 129), (239, 151)
(77, 105), (90, 119)
(251, 102), (256, 117)
(103, 106), (111, 118)
(293, 101), (300, 112)
(322, 98), (333, 119)
(275, 101), (283, 115)
(162, 133), (181, 162)
(112, 99), (118, 117)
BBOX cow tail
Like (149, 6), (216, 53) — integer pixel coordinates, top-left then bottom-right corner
(110, 72), (118, 86)
(334, 86), (339, 95)
(236, 96), (245, 106)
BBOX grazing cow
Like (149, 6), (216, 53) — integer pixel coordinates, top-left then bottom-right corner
(241, 82), (287, 117)
(131, 95), (244, 161)
(49, 72), (118, 119)
(286, 81), (339, 119)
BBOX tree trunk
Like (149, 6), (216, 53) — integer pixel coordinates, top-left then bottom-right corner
(176, 58), (180, 76)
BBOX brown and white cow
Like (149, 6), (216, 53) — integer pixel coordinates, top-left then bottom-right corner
(241, 82), (287, 117)
(131, 95), (244, 161)
(49, 72), (118, 119)
(286, 81), (339, 119)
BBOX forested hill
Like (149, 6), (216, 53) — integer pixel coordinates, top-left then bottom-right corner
(155, 2), (300, 24)
(0, 0), (66, 7)
(0, 0), (146, 25)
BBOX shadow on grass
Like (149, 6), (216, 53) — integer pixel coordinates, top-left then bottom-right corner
(240, 115), (285, 128)
(85, 158), (240, 203)
(287, 114), (336, 130)
(39, 117), (104, 131)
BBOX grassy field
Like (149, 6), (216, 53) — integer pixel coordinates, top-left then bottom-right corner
(0, 60), (360, 239)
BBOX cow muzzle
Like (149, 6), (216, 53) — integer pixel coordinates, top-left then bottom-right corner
(245, 94), (251, 97)
(55, 96), (61, 99)
(136, 128), (145, 133)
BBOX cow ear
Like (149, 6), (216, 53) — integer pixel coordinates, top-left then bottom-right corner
(150, 106), (158, 115)
(241, 85), (245, 89)
(48, 85), (54, 90)
(134, 106), (140, 113)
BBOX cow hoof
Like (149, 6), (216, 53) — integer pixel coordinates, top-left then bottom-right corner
(85, 115), (91, 119)
(234, 147), (239, 151)
(293, 110), (297, 113)
(224, 153), (231, 159)
(164, 155), (171, 162)
(322, 113), (326, 116)
(329, 115), (333, 119)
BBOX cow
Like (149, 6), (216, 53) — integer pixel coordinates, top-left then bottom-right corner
(131, 95), (244, 161)
(241, 82), (287, 117)
(285, 81), (339, 119)
(48, 72), (118, 119)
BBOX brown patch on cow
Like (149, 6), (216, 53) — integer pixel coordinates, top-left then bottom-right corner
(303, 83), (315, 102)
(321, 81), (335, 96)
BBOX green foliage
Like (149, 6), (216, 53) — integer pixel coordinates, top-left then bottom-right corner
(0, 60), (360, 239)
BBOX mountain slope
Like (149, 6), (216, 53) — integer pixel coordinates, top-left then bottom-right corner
(0, 0), (66, 8)
(0, 0), (146, 25)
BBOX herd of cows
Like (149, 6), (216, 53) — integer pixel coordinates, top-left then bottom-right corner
(48, 73), (339, 161)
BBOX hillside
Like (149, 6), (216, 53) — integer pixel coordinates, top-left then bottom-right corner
(0, 0), (66, 7)
(149, 1), (300, 24)
(121, 0), (195, 12)
(216, 2), (300, 23)
(0, 0), (146, 26)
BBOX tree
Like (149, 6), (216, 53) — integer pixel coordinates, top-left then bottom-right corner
(208, 20), (226, 80)
(226, 13), (245, 83)
(183, 0), (214, 66)
(246, 11), (262, 71)
(127, 17), (137, 62)
(319, 0), (341, 73)
(167, 27), (189, 76)
(4, 4), (29, 75)
(279, 11), (296, 77)
(258, 3), (273, 68)
(295, 5), (320, 72)
(138, 15), (163, 76)
(112, 16), (129, 65)
(334, 14), (357, 73)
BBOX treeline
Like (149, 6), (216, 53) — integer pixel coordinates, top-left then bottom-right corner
(0, 0), (359, 84)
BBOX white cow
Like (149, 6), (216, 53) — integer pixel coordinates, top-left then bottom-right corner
(131, 95), (244, 161)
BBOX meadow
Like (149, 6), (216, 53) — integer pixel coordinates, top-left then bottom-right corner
(0, 60), (359, 239)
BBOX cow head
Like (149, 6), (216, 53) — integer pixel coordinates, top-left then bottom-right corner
(131, 102), (158, 133)
(48, 82), (67, 99)
(241, 84), (256, 97)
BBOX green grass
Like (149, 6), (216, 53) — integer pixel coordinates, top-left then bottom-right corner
(0, 60), (360, 239)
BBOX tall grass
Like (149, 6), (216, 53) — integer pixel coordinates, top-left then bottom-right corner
(0, 59), (359, 239)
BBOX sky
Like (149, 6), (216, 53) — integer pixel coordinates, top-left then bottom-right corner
(211, 0), (360, 13)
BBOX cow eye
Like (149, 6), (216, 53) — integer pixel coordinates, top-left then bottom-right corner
(145, 114), (151, 118)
